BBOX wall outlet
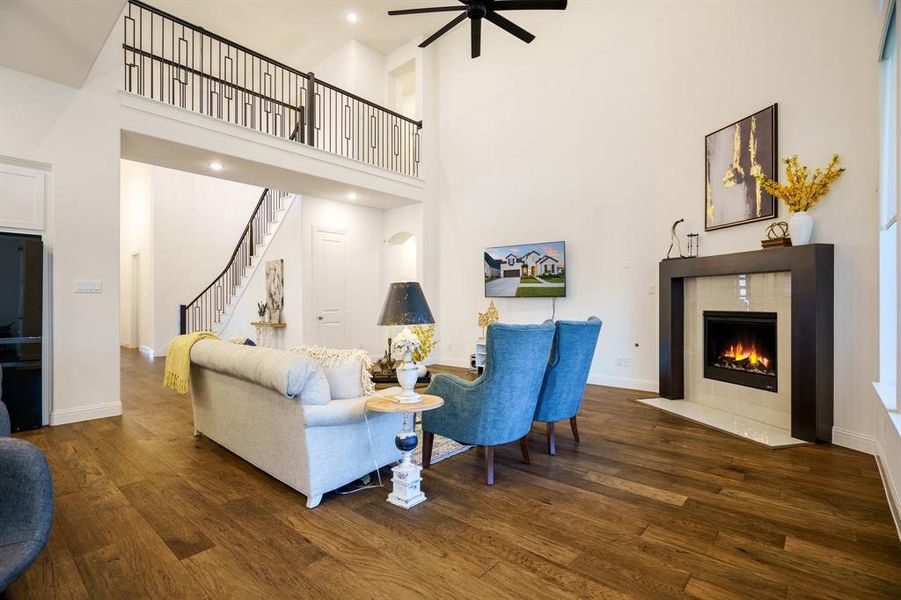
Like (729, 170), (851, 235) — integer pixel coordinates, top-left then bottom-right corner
(622, 258), (631, 269)
(648, 284), (656, 295)
(616, 356), (630, 368)
(74, 280), (103, 294)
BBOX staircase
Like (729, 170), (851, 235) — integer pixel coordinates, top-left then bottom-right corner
(179, 188), (294, 334)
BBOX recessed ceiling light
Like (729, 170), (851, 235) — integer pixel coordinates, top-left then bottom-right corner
(346, 12), (358, 23)
(347, 192), (358, 201)
(209, 161), (224, 171)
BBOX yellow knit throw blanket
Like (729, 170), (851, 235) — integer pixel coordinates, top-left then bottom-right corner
(163, 332), (218, 395)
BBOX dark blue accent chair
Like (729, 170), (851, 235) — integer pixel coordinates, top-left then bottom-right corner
(534, 317), (602, 454)
(0, 397), (54, 592)
(422, 322), (555, 484)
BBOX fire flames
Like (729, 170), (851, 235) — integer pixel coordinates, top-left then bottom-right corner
(722, 342), (770, 369)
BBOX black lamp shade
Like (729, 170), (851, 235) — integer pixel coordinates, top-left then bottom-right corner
(377, 282), (434, 326)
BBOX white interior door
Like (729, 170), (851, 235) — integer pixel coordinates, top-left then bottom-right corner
(313, 227), (348, 348)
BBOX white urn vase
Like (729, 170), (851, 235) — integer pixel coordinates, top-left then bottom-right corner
(395, 351), (420, 403)
(790, 211), (814, 245)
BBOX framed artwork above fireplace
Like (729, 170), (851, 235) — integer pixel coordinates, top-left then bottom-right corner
(705, 104), (778, 231)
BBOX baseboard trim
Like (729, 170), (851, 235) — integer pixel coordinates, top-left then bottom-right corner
(433, 357), (471, 370)
(832, 426), (901, 541)
(875, 446), (901, 541)
(50, 402), (122, 426)
(588, 373), (658, 394)
(431, 359), (659, 394)
(831, 426), (877, 454)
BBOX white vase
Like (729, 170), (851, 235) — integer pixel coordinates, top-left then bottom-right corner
(790, 211), (814, 245)
(395, 352), (420, 403)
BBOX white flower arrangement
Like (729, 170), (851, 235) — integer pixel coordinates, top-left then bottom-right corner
(392, 328), (421, 360)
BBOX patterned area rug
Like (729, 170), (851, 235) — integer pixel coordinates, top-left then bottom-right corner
(413, 423), (473, 465)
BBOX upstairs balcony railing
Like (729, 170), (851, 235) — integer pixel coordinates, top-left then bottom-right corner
(122, 0), (422, 178)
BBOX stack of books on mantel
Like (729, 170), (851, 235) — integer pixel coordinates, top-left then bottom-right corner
(761, 237), (792, 249)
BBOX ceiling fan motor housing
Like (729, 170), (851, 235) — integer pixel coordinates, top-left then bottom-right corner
(468, 3), (488, 19)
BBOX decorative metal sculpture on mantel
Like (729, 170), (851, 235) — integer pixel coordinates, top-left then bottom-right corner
(761, 221), (792, 249)
(666, 219), (685, 259)
(478, 301), (500, 338)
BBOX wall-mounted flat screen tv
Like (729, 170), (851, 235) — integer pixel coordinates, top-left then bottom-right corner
(484, 241), (566, 298)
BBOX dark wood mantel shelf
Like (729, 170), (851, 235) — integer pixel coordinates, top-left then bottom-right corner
(659, 244), (834, 443)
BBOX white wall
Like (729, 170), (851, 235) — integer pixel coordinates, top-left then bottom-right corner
(313, 39), (387, 105)
(383, 202), (423, 288)
(429, 0), (881, 447)
(120, 160), (152, 349)
(0, 18), (122, 424)
(302, 195), (387, 356)
(218, 195), (302, 348)
(149, 165), (261, 354)
(218, 193), (389, 357)
(120, 160), (262, 354)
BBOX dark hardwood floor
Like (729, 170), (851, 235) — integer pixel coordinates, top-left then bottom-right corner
(7, 349), (901, 598)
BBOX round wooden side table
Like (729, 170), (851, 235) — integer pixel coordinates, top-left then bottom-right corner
(366, 394), (444, 509)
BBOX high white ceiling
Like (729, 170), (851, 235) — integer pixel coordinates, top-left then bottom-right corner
(0, 0), (126, 88)
(149, 0), (560, 70)
(0, 1), (568, 89)
(150, 0), (453, 69)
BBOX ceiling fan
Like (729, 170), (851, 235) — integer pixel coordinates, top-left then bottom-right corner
(388, 1), (568, 59)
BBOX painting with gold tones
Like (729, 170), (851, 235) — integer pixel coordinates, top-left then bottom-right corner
(705, 104), (778, 231)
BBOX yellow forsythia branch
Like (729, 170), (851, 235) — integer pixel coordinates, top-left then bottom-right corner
(411, 324), (437, 364)
(756, 154), (845, 213)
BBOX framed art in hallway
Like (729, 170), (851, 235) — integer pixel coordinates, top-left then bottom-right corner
(705, 104), (778, 231)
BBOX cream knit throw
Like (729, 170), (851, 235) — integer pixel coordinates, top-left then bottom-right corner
(289, 345), (375, 396)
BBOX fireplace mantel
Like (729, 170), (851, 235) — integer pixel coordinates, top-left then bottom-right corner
(659, 244), (834, 442)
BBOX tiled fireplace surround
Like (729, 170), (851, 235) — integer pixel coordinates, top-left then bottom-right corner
(684, 273), (791, 430)
(651, 245), (834, 447)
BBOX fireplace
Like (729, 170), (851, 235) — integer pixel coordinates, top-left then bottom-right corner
(704, 311), (777, 392)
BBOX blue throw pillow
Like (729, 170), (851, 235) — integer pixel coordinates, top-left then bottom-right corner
(243, 338), (256, 346)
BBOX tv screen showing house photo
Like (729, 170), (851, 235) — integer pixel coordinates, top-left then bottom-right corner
(484, 241), (566, 298)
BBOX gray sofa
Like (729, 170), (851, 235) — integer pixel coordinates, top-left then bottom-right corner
(0, 373), (54, 592)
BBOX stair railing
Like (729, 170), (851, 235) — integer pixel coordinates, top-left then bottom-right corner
(179, 185), (289, 334)
(122, 0), (422, 177)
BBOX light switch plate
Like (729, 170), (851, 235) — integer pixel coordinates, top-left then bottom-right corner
(75, 280), (103, 294)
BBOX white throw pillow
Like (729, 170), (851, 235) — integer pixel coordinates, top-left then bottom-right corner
(289, 346), (375, 400)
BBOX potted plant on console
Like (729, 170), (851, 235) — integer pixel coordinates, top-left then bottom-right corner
(755, 154), (845, 245)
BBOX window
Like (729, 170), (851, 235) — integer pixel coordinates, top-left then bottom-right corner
(878, 0), (899, 411)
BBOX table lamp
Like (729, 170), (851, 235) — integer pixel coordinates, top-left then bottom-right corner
(377, 282), (434, 402)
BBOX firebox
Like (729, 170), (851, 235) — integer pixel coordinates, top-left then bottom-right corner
(703, 311), (777, 392)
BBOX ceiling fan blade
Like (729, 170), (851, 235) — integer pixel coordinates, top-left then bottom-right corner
(484, 12), (535, 44)
(388, 6), (467, 16)
(418, 12), (468, 48)
(472, 18), (481, 58)
(491, 0), (567, 10)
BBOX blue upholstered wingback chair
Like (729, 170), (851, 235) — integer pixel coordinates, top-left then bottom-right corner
(0, 396), (54, 592)
(422, 322), (555, 485)
(533, 317), (602, 455)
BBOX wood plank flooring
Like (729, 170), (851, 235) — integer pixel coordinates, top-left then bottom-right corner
(6, 349), (901, 598)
